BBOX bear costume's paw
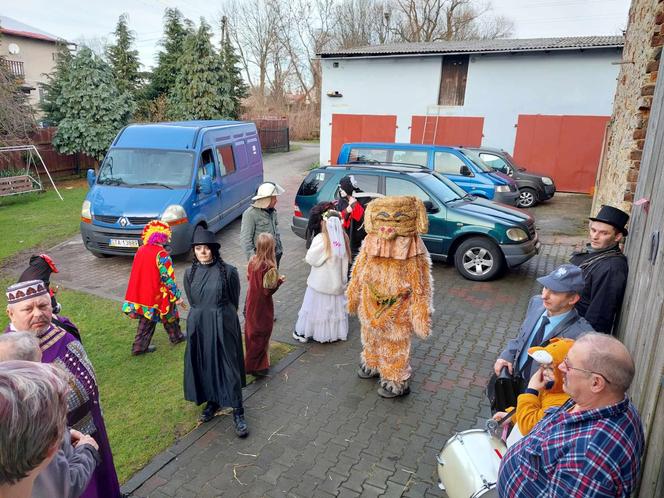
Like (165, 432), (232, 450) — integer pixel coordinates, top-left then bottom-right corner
(378, 379), (410, 398)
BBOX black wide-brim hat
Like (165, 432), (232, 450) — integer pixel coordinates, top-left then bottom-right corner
(191, 228), (220, 249)
(589, 205), (629, 236)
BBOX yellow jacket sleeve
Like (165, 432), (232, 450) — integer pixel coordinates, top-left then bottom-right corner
(515, 391), (570, 435)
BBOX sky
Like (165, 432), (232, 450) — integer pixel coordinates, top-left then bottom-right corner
(2, 0), (632, 70)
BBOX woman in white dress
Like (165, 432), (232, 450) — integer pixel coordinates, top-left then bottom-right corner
(293, 210), (350, 343)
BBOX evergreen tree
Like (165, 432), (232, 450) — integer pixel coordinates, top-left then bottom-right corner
(106, 13), (141, 96)
(53, 47), (132, 159)
(220, 18), (248, 120)
(39, 43), (73, 126)
(168, 20), (230, 120)
(147, 8), (192, 100)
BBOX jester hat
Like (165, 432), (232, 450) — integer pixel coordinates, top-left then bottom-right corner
(142, 220), (171, 246)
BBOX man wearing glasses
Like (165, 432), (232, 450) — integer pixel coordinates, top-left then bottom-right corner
(493, 264), (595, 394)
(498, 332), (644, 497)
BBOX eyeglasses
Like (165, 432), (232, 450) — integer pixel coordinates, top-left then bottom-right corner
(562, 357), (612, 384)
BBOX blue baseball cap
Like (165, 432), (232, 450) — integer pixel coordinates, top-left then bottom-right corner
(536, 264), (585, 294)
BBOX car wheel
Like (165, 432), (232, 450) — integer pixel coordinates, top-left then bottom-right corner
(454, 237), (505, 281)
(517, 187), (538, 208)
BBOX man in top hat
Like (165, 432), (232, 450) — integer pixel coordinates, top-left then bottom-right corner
(240, 181), (285, 266)
(493, 264), (594, 395)
(336, 175), (370, 255)
(570, 205), (629, 333)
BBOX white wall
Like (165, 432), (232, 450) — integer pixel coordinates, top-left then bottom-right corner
(319, 49), (621, 164)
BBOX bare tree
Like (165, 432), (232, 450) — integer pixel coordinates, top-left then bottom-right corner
(389, 0), (513, 42)
(334, 0), (392, 48)
(220, 0), (281, 104)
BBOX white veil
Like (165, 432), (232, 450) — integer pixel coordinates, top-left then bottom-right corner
(326, 216), (346, 259)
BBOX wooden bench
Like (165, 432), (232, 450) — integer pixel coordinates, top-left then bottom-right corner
(0, 175), (39, 197)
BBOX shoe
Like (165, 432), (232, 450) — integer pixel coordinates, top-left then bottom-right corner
(292, 331), (308, 343)
(377, 380), (410, 398)
(233, 409), (249, 438)
(171, 336), (185, 345)
(357, 364), (379, 379)
(132, 345), (157, 356)
(199, 402), (219, 423)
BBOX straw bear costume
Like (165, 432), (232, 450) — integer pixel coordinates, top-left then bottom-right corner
(346, 196), (433, 397)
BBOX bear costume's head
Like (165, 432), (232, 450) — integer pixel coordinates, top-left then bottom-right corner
(364, 196), (428, 240)
(527, 337), (575, 394)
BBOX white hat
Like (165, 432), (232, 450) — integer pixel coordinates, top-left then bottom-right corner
(252, 182), (285, 201)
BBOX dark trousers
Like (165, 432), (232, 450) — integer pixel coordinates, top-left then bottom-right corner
(132, 316), (184, 354)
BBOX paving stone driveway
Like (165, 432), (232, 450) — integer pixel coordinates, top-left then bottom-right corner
(8, 145), (591, 497)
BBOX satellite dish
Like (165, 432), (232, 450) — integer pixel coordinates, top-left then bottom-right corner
(8, 43), (20, 55)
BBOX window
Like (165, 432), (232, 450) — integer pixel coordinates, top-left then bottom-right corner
(297, 171), (328, 196)
(479, 153), (510, 174)
(216, 145), (236, 176)
(198, 149), (216, 180)
(434, 152), (468, 175)
(348, 148), (388, 164)
(334, 174), (380, 199)
(391, 150), (428, 167)
(385, 177), (432, 203)
(438, 55), (469, 106)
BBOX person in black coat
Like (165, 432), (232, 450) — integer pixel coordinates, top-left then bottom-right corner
(570, 205), (629, 334)
(183, 228), (248, 437)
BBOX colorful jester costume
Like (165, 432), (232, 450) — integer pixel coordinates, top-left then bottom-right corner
(346, 196), (433, 398)
(123, 220), (185, 354)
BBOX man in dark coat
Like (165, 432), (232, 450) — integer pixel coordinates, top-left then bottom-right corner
(570, 205), (629, 334)
(336, 175), (370, 256)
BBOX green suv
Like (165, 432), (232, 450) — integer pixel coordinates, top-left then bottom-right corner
(291, 165), (540, 281)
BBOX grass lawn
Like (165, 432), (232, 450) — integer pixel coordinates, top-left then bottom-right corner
(0, 278), (294, 483)
(0, 181), (88, 264)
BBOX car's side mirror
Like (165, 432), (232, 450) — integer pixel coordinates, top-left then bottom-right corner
(86, 169), (96, 188)
(460, 164), (472, 176)
(423, 200), (439, 213)
(198, 175), (213, 194)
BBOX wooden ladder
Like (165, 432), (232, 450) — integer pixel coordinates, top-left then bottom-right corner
(421, 105), (441, 144)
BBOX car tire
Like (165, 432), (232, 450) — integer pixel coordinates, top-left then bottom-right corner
(517, 187), (538, 208)
(454, 237), (505, 281)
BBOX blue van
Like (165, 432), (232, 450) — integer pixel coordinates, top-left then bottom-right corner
(337, 142), (519, 206)
(80, 120), (263, 257)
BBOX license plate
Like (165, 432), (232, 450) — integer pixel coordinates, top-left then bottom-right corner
(109, 238), (139, 248)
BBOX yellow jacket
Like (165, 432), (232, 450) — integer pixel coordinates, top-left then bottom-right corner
(514, 390), (570, 435)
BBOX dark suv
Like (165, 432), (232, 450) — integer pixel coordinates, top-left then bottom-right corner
(467, 147), (556, 208)
(291, 165), (540, 281)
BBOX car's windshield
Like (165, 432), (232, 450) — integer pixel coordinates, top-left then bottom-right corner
(417, 172), (469, 203)
(97, 149), (195, 188)
(458, 149), (493, 173)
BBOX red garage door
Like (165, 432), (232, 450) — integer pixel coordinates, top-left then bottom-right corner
(512, 115), (610, 193)
(410, 116), (484, 146)
(330, 114), (397, 164)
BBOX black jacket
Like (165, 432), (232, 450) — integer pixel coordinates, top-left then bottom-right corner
(570, 245), (628, 333)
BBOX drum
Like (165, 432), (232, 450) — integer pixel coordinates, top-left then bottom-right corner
(436, 429), (507, 498)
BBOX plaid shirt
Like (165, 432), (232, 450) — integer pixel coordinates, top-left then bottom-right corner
(498, 397), (644, 497)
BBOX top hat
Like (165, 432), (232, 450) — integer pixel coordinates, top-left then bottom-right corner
(252, 182), (285, 201)
(589, 205), (629, 236)
(536, 264), (585, 294)
(191, 228), (220, 249)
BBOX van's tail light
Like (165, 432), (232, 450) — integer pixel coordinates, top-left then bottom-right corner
(294, 204), (303, 217)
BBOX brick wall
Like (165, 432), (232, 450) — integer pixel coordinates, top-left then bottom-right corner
(593, 0), (664, 215)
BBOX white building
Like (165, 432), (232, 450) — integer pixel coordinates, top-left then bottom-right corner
(318, 36), (623, 193)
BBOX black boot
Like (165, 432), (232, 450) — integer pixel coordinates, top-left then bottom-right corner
(233, 407), (249, 438)
(199, 401), (219, 423)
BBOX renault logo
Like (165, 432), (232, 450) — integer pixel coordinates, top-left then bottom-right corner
(119, 217), (129, 227)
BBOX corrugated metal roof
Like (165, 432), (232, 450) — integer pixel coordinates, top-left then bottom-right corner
(318, 36), (624, 58)
(0, 15), (65, 43)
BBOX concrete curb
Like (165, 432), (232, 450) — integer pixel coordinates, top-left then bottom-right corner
(120, 345), (307, 496)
